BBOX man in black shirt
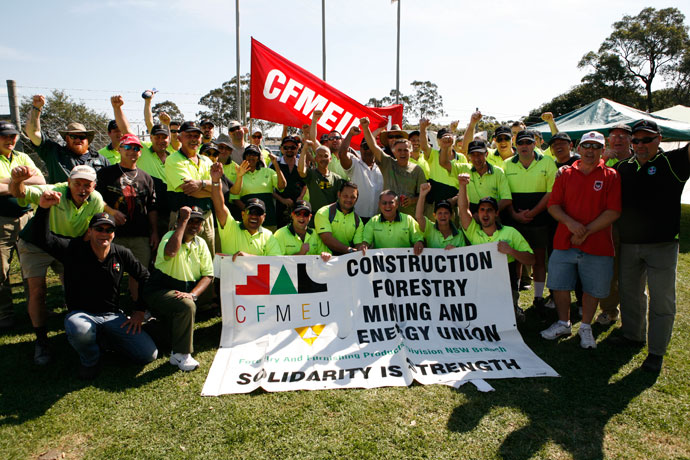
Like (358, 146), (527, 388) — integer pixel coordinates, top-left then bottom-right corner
(30, 191), (157, 379)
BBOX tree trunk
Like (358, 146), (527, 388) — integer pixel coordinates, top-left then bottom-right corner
(645, 81), (654, 112)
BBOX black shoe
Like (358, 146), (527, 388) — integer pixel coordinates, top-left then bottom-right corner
(641, 353), (663, 373)
(531, 297), (549, 319)
(608, 333), (645, 348)
(78, 362), (101, 380)
(34, 342), (52, 365)
(514, 306), (526, 324)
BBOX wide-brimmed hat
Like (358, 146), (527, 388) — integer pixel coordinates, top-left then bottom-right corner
(59, 122), (95, 143)
(380, 124), (408, 145)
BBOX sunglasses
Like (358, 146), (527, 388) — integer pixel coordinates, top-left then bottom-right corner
(631, 136), (657, 145)
(580, 142), (603, 150)
(229, 126), (241, 133)
(328, 136), (342, 141)
(496, 135), (511, 142)
(247, 208), (265, 216)
(516, 140), (534, 146)
(252, 134), (262, 139)
(294, 210), (311, 218)
(170, 129), (180, 133)
(282, 145), (297, 151)
(93, 226), (115, 234)
(122, 145), (141, 151)
(68, 134), (88, 141)
(205, 151), (219, 157)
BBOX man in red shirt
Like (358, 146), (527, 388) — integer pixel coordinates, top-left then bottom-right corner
(540, 131), (622, 349)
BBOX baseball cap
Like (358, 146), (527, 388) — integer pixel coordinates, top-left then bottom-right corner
(515, 130), (535, 143)
(69, 165), (97, 182)
(228, 120), (241, 131)
(434, 200), (453, 212)
(580, 131), (606, 146)
(119, 133), (142, 147)
(494, 126), (512, 138)
(281, 135), (301, 146)
(89, 212), (116, 228)
(548, 132), (572, 145)
(436, 127), (451, 139)
(179, 121), (202, 134)
(189, 206), (205, 220)
(293, 200), (312, 214)
(467, 140), (488, 154)
(0, 121), (19, 136)
(478, 196), (499, 211)
(631, 119), (660, 134)
(245, 198), (266, 213)
(150, 124), (170, 136)
(200, 119), (214, 127)
(609, 123), (632, 135)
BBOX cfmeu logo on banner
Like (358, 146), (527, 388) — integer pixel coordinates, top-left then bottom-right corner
(234, 262), (330, 345)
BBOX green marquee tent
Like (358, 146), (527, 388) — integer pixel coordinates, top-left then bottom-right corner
(529, 98), (690, 142)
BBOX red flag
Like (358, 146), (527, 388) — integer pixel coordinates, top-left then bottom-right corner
(250, 38), (387, 148)
(371, 104), (404, 129)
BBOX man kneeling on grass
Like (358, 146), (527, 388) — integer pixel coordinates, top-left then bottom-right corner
(29, 191), (156, 380)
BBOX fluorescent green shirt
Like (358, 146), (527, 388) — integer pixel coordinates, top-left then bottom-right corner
(164, 150), (213, 192)
(138, 141), (168, 182)
(502, 152), (557, 194)
(274, 225), (331, 255)
(314, 204), (364, 246)
(462, 219), (532, 263)
(0, 150), (43, 217)
(223, 161), (240, 200)
(239, 167), (282, 196)
(427, 148), (468, 188)
(452, 163), (512, 205)
(422, 217), (466, 248)
(216, 214), (281, 256)
(154, 231), (213, 282)
(410, 155), (430, 179)
(486, 148), (513, 168)
(362, 212), (423, 248)
(329, 156), (350, 180)
(20, 183), (105, 237)
(98, 145), (120, 164)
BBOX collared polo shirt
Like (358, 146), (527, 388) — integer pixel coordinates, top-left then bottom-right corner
(314, 203), (364, 246)
(486, 148), (514, 167)
(615, 145), (690, 244)
(422, 217), (465, 248)
(239, 167), (282, 196)
(138, 141), (168, 182)
(216, 214), (281, 256)
(0, 150), (43, 217)
(463, 220), (532, 263)
(503, 152), (557, 226)
(549, 159), (621, 256)
(362, 211), (423, 248)
(35, 136), (110, 183)
(164, 150), (213, 211)
(426, 148), (465, 204)
(274, 224), (331, 255)
(453, 163), (512, 211)
(19, 183), (105, 243)
(154, 230), (213, 282)
(410, 155), (430, 179)
(98, 144), (120, 164)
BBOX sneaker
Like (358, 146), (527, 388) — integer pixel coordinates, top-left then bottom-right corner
(78, 362), (101, 380)
(34, 342), (52, 365)
(540, 321), (572, 340)
(578, 325), (597, 349)
(519, 280), (532, 291)
(544, 297), (556, 309)
(641, 353), (663, 373)
(595, 312), (618, 326)
(170, 353), (199, 372)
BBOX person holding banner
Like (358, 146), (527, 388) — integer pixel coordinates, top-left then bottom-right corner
(274, 200), (331, 260)
(361, 190), (424, 255)
(314, 182), (365, 255)
(415, 183), (466, 249)
(145, 206), (214, 372)
(210, 162), (281, 257)
(457, 174), (535, 321)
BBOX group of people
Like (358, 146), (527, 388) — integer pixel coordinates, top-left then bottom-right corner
(0, 90), (686, 378)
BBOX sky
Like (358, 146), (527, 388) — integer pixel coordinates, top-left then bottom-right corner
(1, 0), (687, 132)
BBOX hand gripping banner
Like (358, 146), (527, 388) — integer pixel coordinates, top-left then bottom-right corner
(250, 38), (388, 147)
(202, 244), (558, 395)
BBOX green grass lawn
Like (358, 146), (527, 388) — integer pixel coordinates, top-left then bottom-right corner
(1, 209), (690, 459)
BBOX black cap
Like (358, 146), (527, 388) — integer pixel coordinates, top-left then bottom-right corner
(609, 123), (632, 135)
(179, 121), (202, 134)
(0, 121), (20, 136)
(436, 127), (451, 139)
(150, 124), (170, 136)
(515, 130), (535, 143)
(478, 196), (499, 211)
(408, 130), (420, 138)
(632, 119), (660, 134)
(434, 200), (453, 212)
(200, 143), (220, 156)
(548, 132), (572, 145)
(293, 200), (312, 213)
(494, 126), (511, 138)
(281, 135), (301, 146)
(243, 145), (262, 158)
(89, 212), (116, 228)
(245, 198), (266, 213)
(107, 120), (119, 132)
(200, 119), (214, 127)
(189, 206), (205, 220)
(467, 140), (488, 154)
(319, 133), (330, 143)
(360, 139), (369, 149)
(528, 129), (542, 139)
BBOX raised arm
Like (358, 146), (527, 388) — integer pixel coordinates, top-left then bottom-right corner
(310, 110), (323, 145)
(359, 118), (385, 163)
(25, 95), (45, 146)
(143, 93), (154, 133)
(211, 163), (231, 228)
(111, 95), (133, 135)
(419, 118), (432, 159)
(338, 126), (360, 170)
(438, 134), (454, 173)
(269, 152), (286, 191)
(165, 206), (191, 259)
(457, 174), (473, 231)
(298, 140), (313, 178)
(416, 183), (431, 232)
(461, 111), (482, 155)
(540, 112), (558, 135)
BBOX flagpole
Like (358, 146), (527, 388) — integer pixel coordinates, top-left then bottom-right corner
(235, 0), (242, 123)
(395, 0), (400, 104)
(322, 0), (326, 81)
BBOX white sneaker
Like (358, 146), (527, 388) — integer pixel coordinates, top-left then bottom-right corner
(544, 297), (556, 309)
(540, 321), (572, 340)
(595, 312), (618, 325)
(578, 325), (597, 349)
(170, 353), (199, 371)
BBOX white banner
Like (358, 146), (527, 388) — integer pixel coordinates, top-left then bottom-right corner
(202, 243), (558, 395)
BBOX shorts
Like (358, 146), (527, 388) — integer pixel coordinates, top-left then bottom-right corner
(17, 239), (64, 279)
(546, 248), (613, 298)
(513, 224), (550, 250)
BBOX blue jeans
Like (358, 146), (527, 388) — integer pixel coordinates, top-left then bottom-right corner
(64, 311), (158, 367)
(547, 248), (613, 299)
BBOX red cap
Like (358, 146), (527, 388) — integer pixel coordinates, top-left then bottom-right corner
(120, 134), (142, 146)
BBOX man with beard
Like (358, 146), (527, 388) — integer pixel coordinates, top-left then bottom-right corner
(314, 182), (364, 255)
(25, 95), (110, 183)
(274, 200), (331, 259)
(272, 135), (306, 228)
(200, 120), (215, 146)
(12, 165), (105, 364)
(337, 126), (383, 220)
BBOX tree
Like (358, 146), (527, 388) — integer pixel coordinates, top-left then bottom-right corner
(19, 90), (111, 150)
(587, 7), (690, 111)
(409, 81), (445, 121)
(367, 89), (412, 125)
(197, 74), (250, 130)
(664, 45), (690, 106)
(152, 100), (184, 123)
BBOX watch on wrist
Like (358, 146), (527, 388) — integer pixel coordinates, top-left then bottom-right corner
(191, 293), (198, 302)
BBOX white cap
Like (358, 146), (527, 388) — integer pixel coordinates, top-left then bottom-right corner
(69, 165), (97, 182)
(580, 131), (605, 146)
